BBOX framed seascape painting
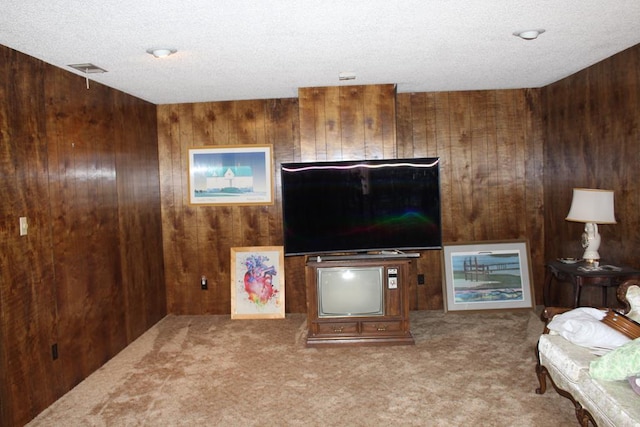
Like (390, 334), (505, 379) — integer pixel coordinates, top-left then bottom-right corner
(230, 246), (285, 319)
(188, 144), (274, 206)
(442, 240), (534, 312)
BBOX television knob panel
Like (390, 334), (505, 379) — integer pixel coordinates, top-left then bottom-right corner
(388, 268), (398, 289)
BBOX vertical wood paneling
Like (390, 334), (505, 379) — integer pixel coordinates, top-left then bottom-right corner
(448, 93), (475, 241)
(45, 69), (125, 389)
(362, 84), (396, 159)
(484, 91), (500, 234)
(1, 44), (164, 426)
(395, 92), (414, 159)
(363, 86), (383, 159)
(158, 99), (300, 314)
(298, 89), (318, 161)
(158, 104), (191, 313)
(268, 99), (306, 312)
(340, 86), (365, 159)
(544, 44), (640, 299)
(0, 46), (59, 426)
(113, 90), (166, 340)
(160, 87), (396, 315)
(396, 88), (544, 307)
(522, 88), (545, 292)
(433, 92), (453, 244)
(400, 92), (419, 157)
(297, 84), (544, 309)
(495, 90), (523, 238)
(468, 91), (491, 239)
(324, 86), (343, 160)
(613, 49), (640, 253)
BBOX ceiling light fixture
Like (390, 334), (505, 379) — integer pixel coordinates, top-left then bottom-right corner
(146, 48), (177, 58)
(513, 29), (546, 40)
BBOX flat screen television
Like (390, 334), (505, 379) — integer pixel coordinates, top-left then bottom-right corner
(281, 157), (442, 256)
(317, 266), (384, 317)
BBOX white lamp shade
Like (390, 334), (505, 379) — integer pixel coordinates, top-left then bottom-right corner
(566, 188), (616, 224)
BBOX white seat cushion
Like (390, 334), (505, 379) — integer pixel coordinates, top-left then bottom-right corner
(538, 334), (594, 383)
(580, 377), (640, 427)
(539, 334), (640, 427)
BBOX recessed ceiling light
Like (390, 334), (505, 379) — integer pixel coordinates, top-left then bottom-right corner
(146, 48), (177, 58)
(513, 29), (546, 40)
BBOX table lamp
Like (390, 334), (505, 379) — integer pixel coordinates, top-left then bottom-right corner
(565, 188), (616, 263)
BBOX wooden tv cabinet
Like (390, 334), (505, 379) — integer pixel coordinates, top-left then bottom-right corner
(305, 256), (415, 348)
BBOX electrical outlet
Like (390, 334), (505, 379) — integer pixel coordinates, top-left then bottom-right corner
(417, 274), (425, 285)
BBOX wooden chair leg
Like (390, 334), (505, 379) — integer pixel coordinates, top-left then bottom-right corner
(575, 404), (596, 427)
(535, 345), (598, 426)
(535, 363), (547, 395)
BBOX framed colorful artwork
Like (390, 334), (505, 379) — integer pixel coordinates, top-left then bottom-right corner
(442, 240), (534, 312)
(230, 246), (285, 319)
(188, 144), (274, 206)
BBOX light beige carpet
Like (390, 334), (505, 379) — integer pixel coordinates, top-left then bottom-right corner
(28, 310), (577, 426)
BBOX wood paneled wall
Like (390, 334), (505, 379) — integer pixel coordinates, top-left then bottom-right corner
(543, 44), (640, 305)
(0, 45), (59, 427)
(157, 100), (303, 314)
(0, 45), (165, 426)
(396, 89), (545, 308)
(159, 84), (546, 313)
(298, 85), (397, 161)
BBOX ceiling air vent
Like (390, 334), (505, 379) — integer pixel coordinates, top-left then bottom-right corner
(338, 71), (356, 81)
(67, 63), (108, 73)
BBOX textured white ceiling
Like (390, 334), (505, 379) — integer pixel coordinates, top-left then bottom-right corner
(1, 1), (639, 105)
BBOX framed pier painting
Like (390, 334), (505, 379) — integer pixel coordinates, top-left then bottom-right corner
(442, 240), (534, 312)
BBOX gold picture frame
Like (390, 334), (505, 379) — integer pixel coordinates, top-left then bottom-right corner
(188, 144), (274, 206)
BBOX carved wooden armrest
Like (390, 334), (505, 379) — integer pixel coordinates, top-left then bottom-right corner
(539, 280), (640, 336)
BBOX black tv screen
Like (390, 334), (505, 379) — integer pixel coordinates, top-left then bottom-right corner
(281, 157), (442, 256)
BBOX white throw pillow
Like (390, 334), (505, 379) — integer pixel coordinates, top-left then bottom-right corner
(547, 307), (630, 352)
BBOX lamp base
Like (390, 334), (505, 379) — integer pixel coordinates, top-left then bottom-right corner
(583, 254), (600, 265)
(581, 223), (601, 263)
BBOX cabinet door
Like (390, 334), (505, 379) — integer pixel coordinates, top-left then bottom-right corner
(385, 288), (401, 316)
(315, 321), (359, 335)
(361, 320), (403, 334)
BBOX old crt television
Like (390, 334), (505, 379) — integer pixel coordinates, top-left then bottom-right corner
(281, 157), (441, 256)
(317, 266), (384, 317)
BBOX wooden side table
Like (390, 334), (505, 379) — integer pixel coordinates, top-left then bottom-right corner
(544, 260), (640, 308)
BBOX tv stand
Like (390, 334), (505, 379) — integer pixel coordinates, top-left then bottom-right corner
(305, 257), (415, 348)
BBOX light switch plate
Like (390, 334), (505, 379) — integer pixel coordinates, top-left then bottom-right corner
(19, 217), (28, 236)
